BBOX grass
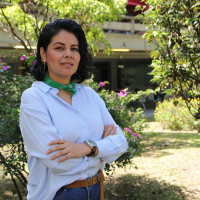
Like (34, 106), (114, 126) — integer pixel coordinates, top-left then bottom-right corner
(104, 124), (200, 200)
(145, 116), (155, 122)
(1, 122), (200, 200)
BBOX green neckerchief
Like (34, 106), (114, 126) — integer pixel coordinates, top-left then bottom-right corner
(43, 73), (76, 96)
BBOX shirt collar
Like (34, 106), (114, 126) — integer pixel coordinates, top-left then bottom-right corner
(32, 81), (84, 93)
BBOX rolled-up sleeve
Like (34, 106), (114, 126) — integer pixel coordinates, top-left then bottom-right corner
(20, 89), (100, 175)
(93, 92), (129, 164)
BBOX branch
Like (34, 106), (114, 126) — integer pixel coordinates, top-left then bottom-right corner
(0, 7), (30, 53)
(14, 172), (27, 188)
(10, 173), (23, 200)
(38, 3), (49, 37)
(22, 5), (32, 52)
(0, 152), (23, 199)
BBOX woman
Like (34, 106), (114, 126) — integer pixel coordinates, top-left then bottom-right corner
(20, 19), (128, 200)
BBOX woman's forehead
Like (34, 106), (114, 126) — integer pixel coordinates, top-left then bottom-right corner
(51, 30), (78, 45)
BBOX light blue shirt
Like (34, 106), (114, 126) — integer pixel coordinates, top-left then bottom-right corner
(19, 81), (128, 200)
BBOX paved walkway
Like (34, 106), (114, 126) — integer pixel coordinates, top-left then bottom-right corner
(143, 109), (155, 118)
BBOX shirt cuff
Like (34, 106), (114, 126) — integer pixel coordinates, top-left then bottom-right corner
(95, 139), (110, 159)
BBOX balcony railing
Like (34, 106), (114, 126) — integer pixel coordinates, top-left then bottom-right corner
(102, 15), (146, 35)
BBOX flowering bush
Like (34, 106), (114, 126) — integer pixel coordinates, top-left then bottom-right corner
(83, 79), (149, 174)
(0, 54), (148, 198)
(154, 97), (199, 131)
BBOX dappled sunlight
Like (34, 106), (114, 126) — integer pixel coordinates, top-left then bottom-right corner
(104, 146), (200, 199)
(105, 173), (189, 200)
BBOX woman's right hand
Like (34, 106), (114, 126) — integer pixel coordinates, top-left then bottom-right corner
(102, 124), (117, 139)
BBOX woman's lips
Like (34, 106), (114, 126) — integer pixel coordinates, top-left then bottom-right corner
(61, 63), (73, 67)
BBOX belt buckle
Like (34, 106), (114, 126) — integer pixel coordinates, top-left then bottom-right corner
(88, 178), (93, 187)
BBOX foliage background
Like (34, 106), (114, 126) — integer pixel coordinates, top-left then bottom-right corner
(154, 97), (199, 131)
(138, 0), (200, 128)
(0, 0), (127, 54)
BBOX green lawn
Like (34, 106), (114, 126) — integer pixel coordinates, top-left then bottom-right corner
(104, 129), (200, 200)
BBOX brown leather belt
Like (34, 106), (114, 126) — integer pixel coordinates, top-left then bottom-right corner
(62, 170), (105, 200)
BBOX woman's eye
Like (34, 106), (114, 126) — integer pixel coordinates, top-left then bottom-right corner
(55, 47), (63, 50)
(71, 48), (79, 51)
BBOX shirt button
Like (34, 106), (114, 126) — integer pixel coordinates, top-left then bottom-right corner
(83, 126), (86, 129)
(75, 111), (78, 114)
(87, 173), (90, 177)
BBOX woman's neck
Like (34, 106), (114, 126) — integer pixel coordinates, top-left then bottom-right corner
(48, 73), (71, 85)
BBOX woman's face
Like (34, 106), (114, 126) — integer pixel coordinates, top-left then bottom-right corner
(40, 30), (80, 84)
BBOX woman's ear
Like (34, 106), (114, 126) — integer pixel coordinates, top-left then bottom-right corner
(40, 47), (47, 62)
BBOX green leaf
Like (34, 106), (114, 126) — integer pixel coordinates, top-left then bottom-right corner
(134, 5), (141, 12)
(135, 14), (143, 18)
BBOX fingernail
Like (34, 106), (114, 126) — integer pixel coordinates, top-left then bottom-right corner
(46, 150), (50, 154)
(57, 159), (60, 162)
(50, 156), (53, 160)
(48, 142), (52, 145)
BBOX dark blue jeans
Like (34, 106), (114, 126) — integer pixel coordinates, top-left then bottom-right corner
(53, 179), (101, 200)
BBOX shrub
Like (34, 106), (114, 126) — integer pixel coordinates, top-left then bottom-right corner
(154, 97), (198, 131)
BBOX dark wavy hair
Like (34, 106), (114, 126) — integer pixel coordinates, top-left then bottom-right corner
(30, 19), (93, 83)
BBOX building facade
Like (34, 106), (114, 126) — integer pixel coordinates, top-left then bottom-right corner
(0, 0), (153, 93)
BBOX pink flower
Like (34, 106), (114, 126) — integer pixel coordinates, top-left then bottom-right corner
(99, 82), (105, 87)
(30, 53), (33, 55)
(116, 106), (119, 109)
(32, 60), (36, 66)
(130, 112), (134, 116)
(124, 128), (128, 130)
(20, 55), (26, 60)
(117, 91), (127, 97)
(110, 97), (113, 99)
(117, 91), (123, 97)
(137, 150), (139, 152)
(133, 133), (136, 136)
(129, 138), (133, 140)
(0, 59), (2, 62)
(121, 89), (126, 93)
(3, 66), (7, 70)
(128, 128), (131, 133)
(7, 94), (10, 97)
(122, 93), (128, 97)
(137, 134), (141, 139)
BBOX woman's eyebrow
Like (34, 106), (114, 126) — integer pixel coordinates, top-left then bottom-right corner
(53, 42), (79, 47)
(53, 42), (65, 46)
(71, 44), (79, 47)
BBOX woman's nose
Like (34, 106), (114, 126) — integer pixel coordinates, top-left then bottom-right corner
(64, 49), (73, 58)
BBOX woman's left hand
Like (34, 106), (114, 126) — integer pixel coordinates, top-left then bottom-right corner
(46, 139), (91, 162)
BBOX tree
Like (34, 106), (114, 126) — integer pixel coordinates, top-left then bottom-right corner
(0, 0), (127, 54)
(139, 0), (200, 130)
